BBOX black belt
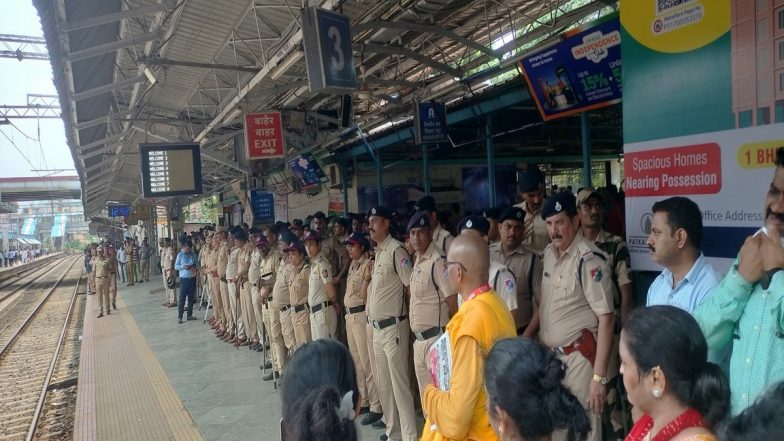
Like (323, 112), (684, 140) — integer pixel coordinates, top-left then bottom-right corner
(310, 301), (334, 313)
(369, 315), (408, 330)
(346, 305), (365, 315)
(293, 303), (309, 313)
(280, 304), (291, 312)
(414, 326), (444, 341)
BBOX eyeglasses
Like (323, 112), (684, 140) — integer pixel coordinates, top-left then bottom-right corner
(445, 260), (468, 273)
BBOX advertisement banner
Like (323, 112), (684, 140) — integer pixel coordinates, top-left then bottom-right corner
(20, 218), (37, 236)
(288, 152), (327, 187)
(250, 190), (276, 225)
(621, 0), (784, 272)
(50, 214), (69, 238)
(245, 112), (285, 159)
(328, 191), (345, 217)
(414, 102), (448, 144)
(519, 16), (621, 121)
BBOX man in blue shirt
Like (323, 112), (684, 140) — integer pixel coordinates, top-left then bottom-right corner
(174, 239), (200, 324)
(646, 197), (722, 312)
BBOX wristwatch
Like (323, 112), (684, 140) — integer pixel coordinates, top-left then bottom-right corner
(592, 373), (608, 385)
(761, 267), (784, 290)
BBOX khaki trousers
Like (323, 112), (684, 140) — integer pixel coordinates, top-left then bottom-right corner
(266, 305), (287, 373)
(252, 285), (266, 342)
(240, 282), (258, 342)
(209, 276), (224, 324)
(291, 306), (311, 350)
(109, 274), (117, 303)
(220, 280), (234, 333)
(552, 351), (602, 441)
(96, 278), (110, 313)
(346, 310), (381, 412)
(373, 319), (417, 441)
(310, 305), (337, 340)
(279, 307), (296, 355)
(412, 335), (439, 403)
(127, 260), (136, 284)
(366, 324), (380, 411)
(164, 271), (176, 304)
(228, 282), (245, 339)
(140, 260), (150, 281)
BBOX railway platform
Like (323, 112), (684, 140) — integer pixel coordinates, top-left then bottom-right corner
(74, 280), (387, 441)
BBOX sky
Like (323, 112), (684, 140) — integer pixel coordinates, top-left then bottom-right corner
(0, 2), (75, 179)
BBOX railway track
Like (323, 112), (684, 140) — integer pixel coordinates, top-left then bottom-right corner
(0, 255), (83, 441)
(0, 257), (72, 311)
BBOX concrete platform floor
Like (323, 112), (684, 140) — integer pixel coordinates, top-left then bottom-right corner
(117, 279), (392, 441)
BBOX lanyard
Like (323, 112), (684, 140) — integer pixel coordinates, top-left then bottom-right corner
(465, 284), (491, 302)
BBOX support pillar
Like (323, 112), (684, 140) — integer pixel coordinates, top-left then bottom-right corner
(423, 144), (431, 195)
(340, 161), (350, 217)
(376, 156), (384, 205)
(581, 111), (592, 188)
(485, 115), (496, 206)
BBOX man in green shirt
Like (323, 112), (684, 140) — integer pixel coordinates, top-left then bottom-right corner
(696, 146), (784, 414)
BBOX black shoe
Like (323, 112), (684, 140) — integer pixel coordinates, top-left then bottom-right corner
(249, 342), (260, 350)
(371, 419), (386, 429)
(262, 360), (272, 370)
(97, 313), (104, 318)
(187, 316), (197, 321)
(112, 302), (117, 310)
(178, 319), (183, 324)
(263, 371), (280, 381)
(362, 411), (383, 426)
(255, 345), (264, 352)
(380, 435), (388, 441)
(359, 406), (370, 415)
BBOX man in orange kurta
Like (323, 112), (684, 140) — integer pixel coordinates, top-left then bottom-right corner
(421, 234), (516, 441)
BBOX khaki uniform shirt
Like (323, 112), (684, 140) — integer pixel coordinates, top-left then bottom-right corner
(125, 244), (135, 262)
(409, 242), (454, 332)
(217, 242), (230, 278)
(488, 260), (518, 312)
(226, 246), (240, 280)
(162, 247), (174, 274)
(288, 262), (310, 306)
(588, 230), (632, 312)
(489, 242), (542, 329)
(94, 257), (111, 278)
(345, 257), (371, 308)
(539, 234), (614, 349)
(271, 257), (292, 307)
(107, 253), (118, 273)
(368, 234), (413, 321)
(249, 248), (263, 285)
(204, 245), (218, 276)
(238, 242), (254, 280)
(308, 252), (333, 305)
(514, 202), (551, 255)
(322, 234), (347, 276)
(432, 224), (453, 254)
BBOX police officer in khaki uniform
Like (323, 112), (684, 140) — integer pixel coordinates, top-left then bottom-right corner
(255, 235), (281, 372)
(285, 239), (311, 349)
(343, 232), (383, 425)
(205, 234), (226, 333)
(162, 239), (176, 307)
(94, 247), (112, 317)
(415, 195), (453, 253)
(225, 228), (247, 345)
(539, 192), (615, 441)
(216, 230), (235, 342)
(456, 216), (518, 312)
(248, 233), (266, 351)
(105, 244), (119, 311)
(303, 230), (338, 339)
(367, 205), (417, 441)
(483, 207), (502, 245)
(407, 212), (458, 401)
(489, 206), (543, 336)
(514, 166), (551, 255)
(265, 229), (294, 381)
(236, 229), (256, 347)
(125, 239), (136, 286)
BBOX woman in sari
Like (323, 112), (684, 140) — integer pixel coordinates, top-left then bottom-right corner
(621, 305), (729, 441)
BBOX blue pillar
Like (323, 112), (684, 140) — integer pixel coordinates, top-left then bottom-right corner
(376, 155), (384, 205)
(486, 115), (496, 206)
(581, 111), (592, 188)
(423, 144), (431, 195)
(340, 161), (349, 217)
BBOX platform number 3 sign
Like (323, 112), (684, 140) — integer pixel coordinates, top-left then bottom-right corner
(303, 7), (357, 92)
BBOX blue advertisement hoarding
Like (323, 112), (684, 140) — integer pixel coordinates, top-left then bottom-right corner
(288, 152), (327, 187)
(51, 214), (69, 238)
(250, 190), (275, 225)
(519, 16), (621, 121)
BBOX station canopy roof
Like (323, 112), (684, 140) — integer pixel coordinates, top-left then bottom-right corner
(34, 0), (619, 217)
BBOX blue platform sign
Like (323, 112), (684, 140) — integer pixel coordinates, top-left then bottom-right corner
(414, 101), (448, 145)
(288, 152), (328, 187)
(519, 16), (621, 121)
(108, 205), (130, 217)
(250, 190), (275, 225)
(303, 7), (357, 92)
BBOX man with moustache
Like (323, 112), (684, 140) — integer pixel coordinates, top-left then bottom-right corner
(539, 192), (614, 441)
(367, 205), (417, 441)
(415, 195), (454, 253)
(696, 147), (784, 414)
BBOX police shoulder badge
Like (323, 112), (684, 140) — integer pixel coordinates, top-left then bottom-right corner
(400, 255), (411, 268)
(590, 267), (603, 282)
(322, 269), (329, 279)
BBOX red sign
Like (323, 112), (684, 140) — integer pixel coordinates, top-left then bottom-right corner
(624, 143), (722, 197)
(245, 112), (285, 159)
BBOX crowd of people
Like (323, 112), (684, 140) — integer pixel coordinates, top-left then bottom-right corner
(2, 247), (46, 266)
(104, 149), (784, 441)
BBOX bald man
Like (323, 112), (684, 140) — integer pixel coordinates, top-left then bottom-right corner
(421, 234), (516, 441)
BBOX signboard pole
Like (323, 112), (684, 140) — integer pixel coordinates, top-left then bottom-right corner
(581, 112), (592, 188)
(340, 161), (350, 217)
(485, 116), (496, 207)
(423, 144), (431, 195)
(376, 156), (384, 205)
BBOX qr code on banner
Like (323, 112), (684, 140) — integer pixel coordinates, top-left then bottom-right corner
(657, 0), (692, 14)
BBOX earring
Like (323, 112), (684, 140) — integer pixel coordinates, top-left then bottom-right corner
(652, 388), (662, 399)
